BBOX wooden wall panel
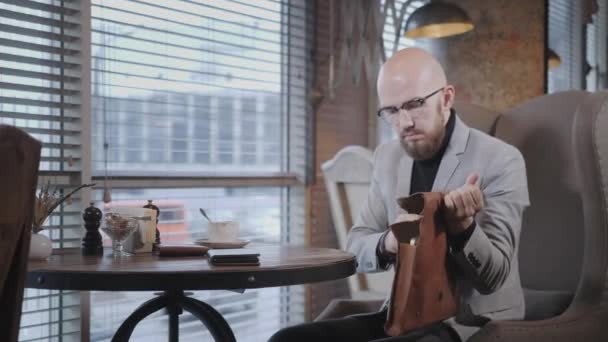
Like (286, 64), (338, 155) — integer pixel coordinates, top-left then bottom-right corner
(307, 0), (371, 320)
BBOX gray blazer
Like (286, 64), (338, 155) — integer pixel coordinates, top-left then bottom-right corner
(346, 115), (530, 341)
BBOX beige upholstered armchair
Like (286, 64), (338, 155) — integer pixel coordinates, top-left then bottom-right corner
(469, 91), (608, 341)
(319, 91), (608, 341)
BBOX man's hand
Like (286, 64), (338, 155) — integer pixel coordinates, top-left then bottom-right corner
(443, 173), (484, 235)
(383, 230), (398, 254)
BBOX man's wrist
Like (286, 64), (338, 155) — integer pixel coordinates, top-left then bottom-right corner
(447, 216), (474, 235)
(447, 220), (476, 252)
(376, 230), (396, 268)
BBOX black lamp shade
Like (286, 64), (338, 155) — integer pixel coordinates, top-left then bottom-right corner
(404, 2), (474, 39)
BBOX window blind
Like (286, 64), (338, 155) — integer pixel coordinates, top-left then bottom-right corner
(382, 0), (428, 58)
(90, 1), (311, 341)
(585, 0), (607, 90)
(0, 0), (86, 341)
(548, 0), (584, 92)
(90, 0), (311, 179)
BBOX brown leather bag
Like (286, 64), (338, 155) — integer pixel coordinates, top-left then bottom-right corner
(384, 192), (458, 336)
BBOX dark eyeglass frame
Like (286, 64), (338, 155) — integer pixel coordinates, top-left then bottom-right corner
(376, 87), (445, 119)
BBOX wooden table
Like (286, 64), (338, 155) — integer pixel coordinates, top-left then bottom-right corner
(27, 246), (356, 342)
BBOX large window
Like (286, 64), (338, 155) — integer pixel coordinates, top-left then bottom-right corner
(547, 0), (585, 92)
(3, 0), (310, 341)
(90, 1), (311, 341)
(90, 1), (303, 176)
(547, 0), (608, 93)
(585, 0), (607, 91)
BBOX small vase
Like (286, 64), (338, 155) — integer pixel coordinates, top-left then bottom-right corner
(29, 233), (53, 260)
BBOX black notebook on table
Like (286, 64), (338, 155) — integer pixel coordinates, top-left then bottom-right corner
(208, 249), (260, 266)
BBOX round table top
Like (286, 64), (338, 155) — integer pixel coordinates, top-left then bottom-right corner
(26, 245), (357, 291)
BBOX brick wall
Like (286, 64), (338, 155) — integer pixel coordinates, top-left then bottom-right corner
(431, 0), (546, 112)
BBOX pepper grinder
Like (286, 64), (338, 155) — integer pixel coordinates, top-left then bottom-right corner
(143, 199), (161, 250)
(82, 202), (103, 255)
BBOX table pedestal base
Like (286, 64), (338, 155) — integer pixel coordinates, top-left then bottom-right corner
(111, 290), (236, 342)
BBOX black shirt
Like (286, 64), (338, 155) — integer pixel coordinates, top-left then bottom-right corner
(410, 109), (456, 194)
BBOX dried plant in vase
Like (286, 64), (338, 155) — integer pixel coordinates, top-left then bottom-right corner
(32, 182), (96, 233)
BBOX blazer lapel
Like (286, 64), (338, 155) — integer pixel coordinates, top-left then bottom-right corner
(432, 115), (470, 192)
(395, 152), (413, 201)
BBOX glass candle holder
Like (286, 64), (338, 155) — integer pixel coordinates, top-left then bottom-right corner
(101, 213), (139, 257)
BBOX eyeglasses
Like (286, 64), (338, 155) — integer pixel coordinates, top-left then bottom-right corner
(377, 87), (445, 123)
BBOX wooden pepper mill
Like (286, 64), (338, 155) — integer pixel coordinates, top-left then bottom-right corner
(82, 202), (103, 255)
(143, 199), (161, 250)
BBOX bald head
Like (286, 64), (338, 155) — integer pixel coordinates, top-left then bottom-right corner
(377, 48), (455, 160)
(377, 48), (448, 107)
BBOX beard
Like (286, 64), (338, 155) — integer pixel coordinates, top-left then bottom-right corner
(400, 113), (446, 160)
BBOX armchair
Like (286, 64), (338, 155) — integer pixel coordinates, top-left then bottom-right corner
(470, 91), (608, 341)
(0, 125), (42, 342)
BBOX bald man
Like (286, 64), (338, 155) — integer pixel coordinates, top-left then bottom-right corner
(269, 48), (529, 342)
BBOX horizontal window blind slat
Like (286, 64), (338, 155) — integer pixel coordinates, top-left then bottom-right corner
(92, 56), (287, 78)
(19, 318), (80, 332)
(92, 71), (305, 92)
(41, 156), (81, 162)
(89, 95), (288, 115)
(0, 8), (79, 29)
(21, 304), (81, 316)
(42, 142), (81, 150)
(90, 29), (284, 62)
(19, 332), (80, 342)
(0, 23), (79, 42)
(21, 306), (81, 320)
(0, 67), (80, 82)
(0, 111), (80, 123)
(91, 75), (298, 96)
(14, 126), (80, 136)
(92, 23), (312, 56)
(91, 2), (284, 35)
(0, 96), (78, 109)
(91, 59), (282, 86)
(131, 0), (281, 24)
(0, 37), (79, 55)
(23, 291), (79, 300)
(0, 0), (78, 15)
(91, 11), (289, 46)
(92, 55), (284, 76)
(91, 43), (311, 74)
(0, 52), (80, 69)
(0, 82), (79, 95)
